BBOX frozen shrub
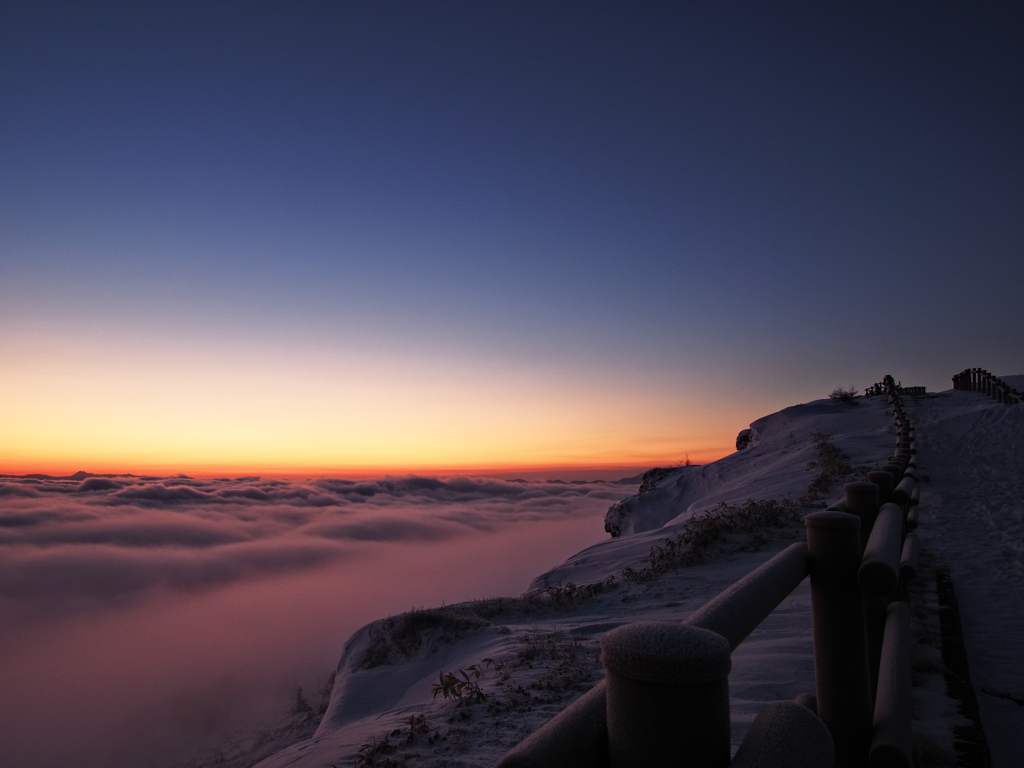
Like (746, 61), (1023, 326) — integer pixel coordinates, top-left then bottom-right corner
(804, 431), (853, 501)
(829, 386), (858, 404)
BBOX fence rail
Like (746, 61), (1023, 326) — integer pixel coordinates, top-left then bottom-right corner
(952, 367), (1022, 405)
(496, 374), (922, 768)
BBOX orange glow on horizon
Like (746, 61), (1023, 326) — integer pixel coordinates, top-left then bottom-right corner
(0, 445), (732, 481)
(0, 332), (743, 482)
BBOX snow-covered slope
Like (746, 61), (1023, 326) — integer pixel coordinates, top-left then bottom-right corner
(603, 396), (894, 537)
(251, 386), (1023, 768)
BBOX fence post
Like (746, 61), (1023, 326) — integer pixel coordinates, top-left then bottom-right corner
(601, 622), (732, 768)
(805, 511), (872, 768)
(495, 543), (811, 768)
(867, 470), (894, 506)
(844, 482), (880, 550)
(882, 462), (904, 486)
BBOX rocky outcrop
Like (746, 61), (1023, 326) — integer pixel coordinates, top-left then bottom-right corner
(736, 428), (753, 450)
(603, 498), (634, 537)
(638, 466), (675, 494)
(736, 425), (761, 451)
(603, 464), (707, 537)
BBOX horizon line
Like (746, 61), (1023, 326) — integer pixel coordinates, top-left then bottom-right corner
(0, 455), (728, 483)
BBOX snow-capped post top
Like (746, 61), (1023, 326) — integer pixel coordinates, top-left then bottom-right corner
(603, 622), (732, 768)
(600, 621), (731, 684)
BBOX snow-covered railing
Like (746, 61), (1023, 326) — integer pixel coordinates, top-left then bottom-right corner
(494, 543), (830, 768)
(496, 375), (921, 768)
(952, 367), (1022, 405)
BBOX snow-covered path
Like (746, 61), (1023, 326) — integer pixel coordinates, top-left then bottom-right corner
(911, 390), (1024, 768)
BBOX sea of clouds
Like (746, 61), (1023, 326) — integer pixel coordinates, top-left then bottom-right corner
(0, 472), (629, 610)
(0, 471), (631, 768)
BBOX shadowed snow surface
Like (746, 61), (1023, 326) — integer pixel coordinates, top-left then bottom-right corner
(911, 390), (1024, 768)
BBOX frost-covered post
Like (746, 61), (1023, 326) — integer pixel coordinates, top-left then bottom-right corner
(867, 470), (894, 506)
(601, 622), (732, 768)
(843, 482), (879, 550)
(882, 462), (904, 487)
(805, 511), (872, 768)
(843, 481), (884, 698)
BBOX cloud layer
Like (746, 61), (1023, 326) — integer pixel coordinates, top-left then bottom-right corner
(0, 473), (627, 606)
(0, 471), (631, 768)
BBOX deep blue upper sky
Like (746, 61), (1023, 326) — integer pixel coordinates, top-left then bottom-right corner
(3, 2), (1023, 472)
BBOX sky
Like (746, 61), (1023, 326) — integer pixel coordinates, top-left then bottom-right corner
(2, 1), (1023, 477)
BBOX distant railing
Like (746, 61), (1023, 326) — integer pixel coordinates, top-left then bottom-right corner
(496, 374), (920, 768)
(952, 367), (1022, 405)
(864, 380), (926, 398)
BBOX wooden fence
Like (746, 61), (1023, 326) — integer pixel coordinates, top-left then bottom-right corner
(496, 374), (920, 768)
(952, 367), (1022, 405)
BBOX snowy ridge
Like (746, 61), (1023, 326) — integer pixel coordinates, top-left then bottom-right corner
(602, 397), (893, 538)
(497, 375), (921, 767)
(251, 381), (1024, 768)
